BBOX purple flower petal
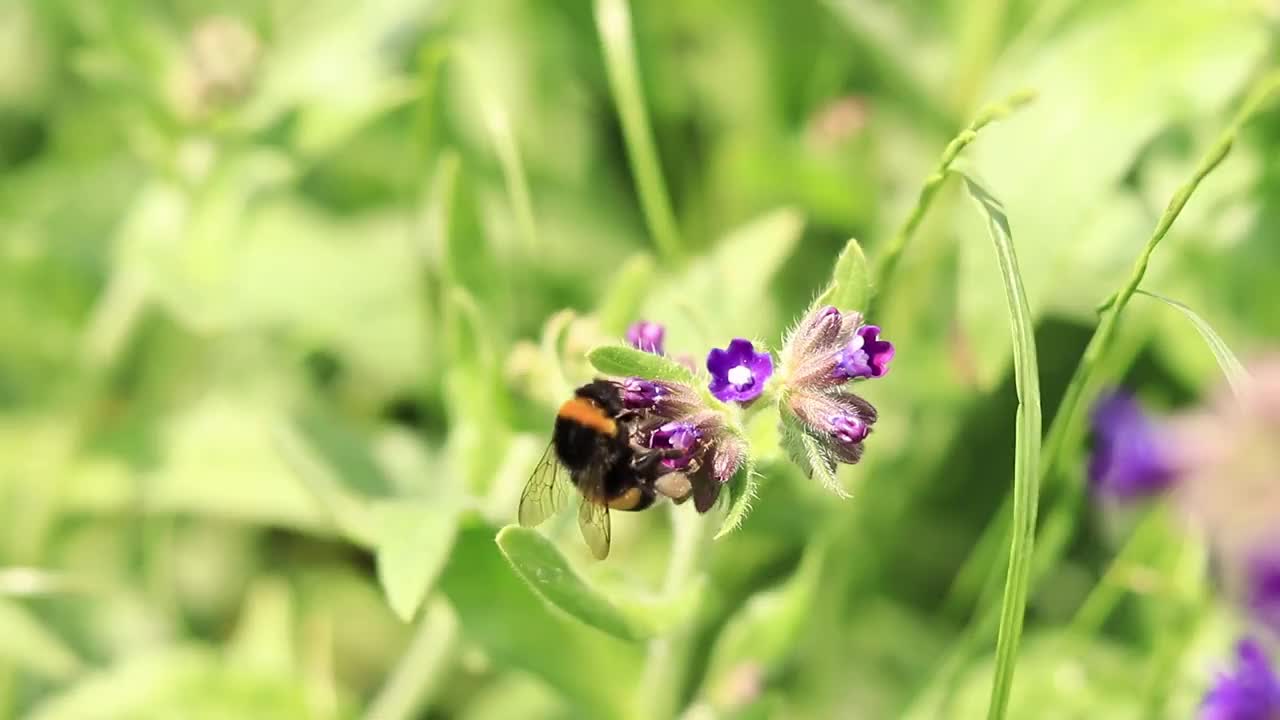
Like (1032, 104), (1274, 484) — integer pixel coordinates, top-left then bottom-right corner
(1088, 390), (1178, 501)
(621, 377), (663, 410)
(626, 321), (665, 355)
(1201, 639), (1280, 720)
(648, 421), (703, 470)
(706, 339), (774, 403)
(834, 325), (894, 380)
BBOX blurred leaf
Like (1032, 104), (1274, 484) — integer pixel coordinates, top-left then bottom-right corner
(595, 253), (658, 336)
(0, 598), (80, 680)
(26, 647), (311, 720)
(701, 539), (827, 707)
(642, 207), (804, 348)
(374, 501), (460, 623)
(227, 578), (296, 676)
(812, 237), (870, 314)
(1136, 291), (1248, 397)
(587, 345), (699, 385)
(495, 525), (699, 642)
(960, 174), (1042, 720)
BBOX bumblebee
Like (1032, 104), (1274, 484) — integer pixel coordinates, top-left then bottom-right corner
(518, 380), (686, 559)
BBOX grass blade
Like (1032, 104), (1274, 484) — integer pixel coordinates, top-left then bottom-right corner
(482, 99), (539, 253)
(595, 0), (682, 262)
(959, 174), (1042, 720)
(1136, 289), (1249, 396)
(871, 89), (1035, 308)
(946, 68), (1280, 642)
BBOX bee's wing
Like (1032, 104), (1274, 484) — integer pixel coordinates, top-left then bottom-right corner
(577, 496), (611, 560)
(518, 441), (570, 528)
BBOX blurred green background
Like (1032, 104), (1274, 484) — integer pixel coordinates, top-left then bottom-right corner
(0, 0), (1277, 718)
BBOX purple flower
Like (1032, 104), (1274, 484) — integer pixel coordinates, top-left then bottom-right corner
(834, 325), (895, 380)
(626, 320), (665, 355)
(1201, 639), (1280, 720)
(621, 377), (663, 409)
(707, 339), (774, 403)
(1088, 390), (1178, 501)
(1248, 549), (1280, 637)
(648, 421), (703, 470)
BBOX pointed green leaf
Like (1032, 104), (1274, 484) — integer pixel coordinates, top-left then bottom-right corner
(587, 345), (699, 385)
(495, 526), (699, 642)
(959, 173), (1042, 720)
(714, 456), (759, 540)
(813, 237), (870, 313)
(375, 501), (460, 623)
(1137, 289), (1249, 397)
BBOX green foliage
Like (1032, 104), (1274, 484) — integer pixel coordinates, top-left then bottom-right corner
(0, 1), (1276, 718)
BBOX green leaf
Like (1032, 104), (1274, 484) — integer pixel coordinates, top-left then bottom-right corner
(714, 456), (759, 540)
(777, 405), (843, 497)
(441, 523), (640, 718)
(812, 237), (870, 313)
(495, 525), (698, 642)
(1137, 289), (1249, 397)
(374, 501), (460, 623)
(587, 345), (699, 385)
(959, 174), (1042, 720)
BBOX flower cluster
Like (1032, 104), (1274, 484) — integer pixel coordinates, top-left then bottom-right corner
(1087, 358), (1280, 716)
(614, 308), (894, 509)
(775, 305), (894, 483)
(617, 377), (747, 513)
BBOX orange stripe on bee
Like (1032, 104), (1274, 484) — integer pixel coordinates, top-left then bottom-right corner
(606, 487), (645, 510)
(557, 397), (617, 436)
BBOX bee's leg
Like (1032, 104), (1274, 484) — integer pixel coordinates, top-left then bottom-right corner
(630, 446), (683, 479)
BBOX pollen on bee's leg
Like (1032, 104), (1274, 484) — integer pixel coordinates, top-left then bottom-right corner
(654, 472), (693, 502)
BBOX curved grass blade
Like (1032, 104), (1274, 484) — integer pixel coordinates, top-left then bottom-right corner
(871, 89), (1035, 309)
(1136, 289), (1249, 396)
(959, 174), (1042, 720)
(496, 526), (700, 642)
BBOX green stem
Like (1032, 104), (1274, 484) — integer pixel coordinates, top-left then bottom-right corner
(595, 0), (682, 263)
(638, 506), (708, 719)
(484, 99), (540, 253)
(870, 89), (1035, 311)
(1066, 507), (1163, 638)
(364, 598), (459, 720)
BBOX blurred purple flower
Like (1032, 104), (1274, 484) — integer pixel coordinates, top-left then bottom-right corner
(1248, 548), (1280, 637)
(1088, 390), (1178, 500)
(834, 325), (895, 380)
(1201, 639), (1280, 720)
(626, 320), (665, 355)
(707, 339), (774, 403)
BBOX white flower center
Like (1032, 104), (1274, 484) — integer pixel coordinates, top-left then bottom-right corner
(727, 365), (753, 387)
